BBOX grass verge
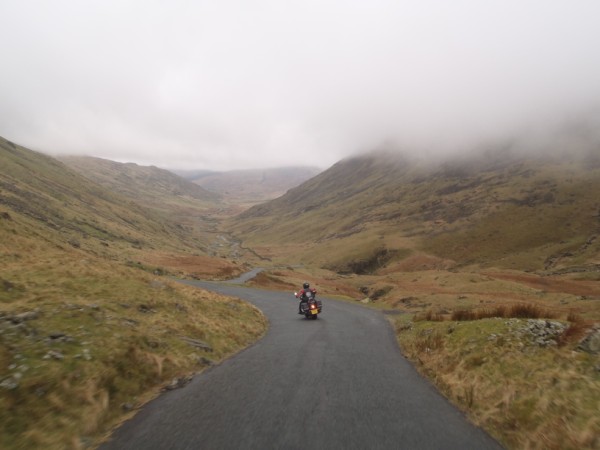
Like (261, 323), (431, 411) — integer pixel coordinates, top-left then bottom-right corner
(0, 247), (267, 449)
(394, 314), (600, 449)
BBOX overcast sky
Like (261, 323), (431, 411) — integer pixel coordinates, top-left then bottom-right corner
(1, 1), (600, 171)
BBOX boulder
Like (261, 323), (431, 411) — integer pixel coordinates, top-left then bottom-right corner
(578, 327), (600, 354)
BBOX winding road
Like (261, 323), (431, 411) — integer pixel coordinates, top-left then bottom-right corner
(101, 279), (502, 450)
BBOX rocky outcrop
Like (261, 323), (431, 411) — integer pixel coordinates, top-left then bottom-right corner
(517, 319), (567, 347)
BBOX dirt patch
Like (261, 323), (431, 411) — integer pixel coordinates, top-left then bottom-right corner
(246, 271), (296, 290)
(140, 252), (244, 280)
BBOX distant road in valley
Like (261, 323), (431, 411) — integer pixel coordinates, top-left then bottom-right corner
(101, 279), (502, 450)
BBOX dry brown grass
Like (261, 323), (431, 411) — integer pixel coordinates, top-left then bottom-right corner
(0, 239), (267, 449)
(396, 316), (600, 449)
(451, 303), (557, 321)
(557, 312), (595, 347)
(137, 251), (245, 280)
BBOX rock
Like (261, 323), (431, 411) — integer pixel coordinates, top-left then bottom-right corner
(49, 331), (66, 339)
(10, 311), (40, 323)
(578, 328), (600, 354)
(68, 239), (81, 248)
(121, 402), (135, 411)
(122, 318), (139, 327)
(2, 279), (15, 291)
(162, 376), (193, 391)
(44, 350), (65, 360)
(0, 377), (19, 390)
(181, 337), (213, 352)
(138, 304), (155, 313)
(519, 319), (567, 347)
(198, 357), (214, 367)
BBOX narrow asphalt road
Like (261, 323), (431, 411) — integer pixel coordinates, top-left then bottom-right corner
(101, 280), (503, 450)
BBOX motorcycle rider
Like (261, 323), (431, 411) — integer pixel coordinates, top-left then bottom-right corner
(296, 282), (317, 314)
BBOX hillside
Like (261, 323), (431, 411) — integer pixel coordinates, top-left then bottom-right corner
(0, 136), (266, 448)
(225, 143), (600, 449)
(185, 166), (321, 210)
(57, 155), (246, 264)
(226, 147), (600, 273)
(1, 139), (176, 256)
(59, 155), (220, 212)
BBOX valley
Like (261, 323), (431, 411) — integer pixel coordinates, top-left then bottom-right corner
(1, 135), (600, 449)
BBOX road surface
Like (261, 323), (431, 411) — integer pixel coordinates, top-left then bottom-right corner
(101, 280), (502, 450)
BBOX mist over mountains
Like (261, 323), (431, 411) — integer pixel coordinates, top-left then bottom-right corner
(2, 128), (600, 449)
(226, 137), (600, 273)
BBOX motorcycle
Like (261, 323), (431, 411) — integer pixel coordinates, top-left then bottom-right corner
(295, 290), (322, 320)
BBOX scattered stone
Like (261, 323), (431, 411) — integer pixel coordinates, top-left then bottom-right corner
(122, 318), (139, 327)
(138, 304), (155, 313)
(198, 357), (214, 367)
(162, 376), (193, 391)
(121, 402), (135, 411)
(49, 331), (66, 339)
(44, 350), (65, 360)
(10, 310), (40, 323)
(90, 304), (100, 310)
(0, 377), (19, 390)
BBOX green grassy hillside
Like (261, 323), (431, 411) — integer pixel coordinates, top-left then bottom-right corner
(58, 155), (220, 212)
(2, 138), (212, 259)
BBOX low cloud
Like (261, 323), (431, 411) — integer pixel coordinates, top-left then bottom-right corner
(1, 0), (599, 170)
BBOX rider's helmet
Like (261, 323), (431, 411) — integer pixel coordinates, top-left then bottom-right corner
(303, 282), (310, 290)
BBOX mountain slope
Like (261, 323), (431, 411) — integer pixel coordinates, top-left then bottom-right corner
(58, 155), (221, 212)
(0, 136), (266, 448)
(225, 147), (600, 272)
(1, 136), (247, 274)
(1, 138), (173, 255)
